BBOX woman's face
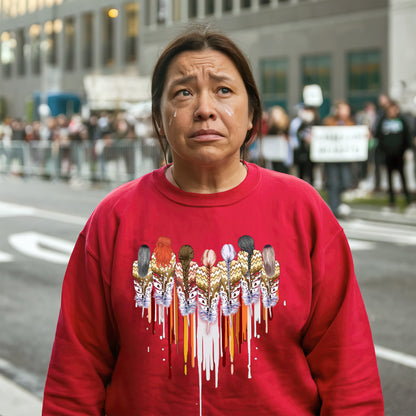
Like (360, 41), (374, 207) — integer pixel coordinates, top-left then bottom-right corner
(159, 49), (253, 167)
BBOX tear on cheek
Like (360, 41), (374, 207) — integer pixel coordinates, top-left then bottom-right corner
(168, 110), (177, 126)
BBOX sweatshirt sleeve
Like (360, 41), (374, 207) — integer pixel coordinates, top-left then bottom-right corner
(42, 230), (118, 416)
(302, 229), (384, 415)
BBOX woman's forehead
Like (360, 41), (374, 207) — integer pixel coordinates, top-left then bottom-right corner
(166, 49), (240, 78)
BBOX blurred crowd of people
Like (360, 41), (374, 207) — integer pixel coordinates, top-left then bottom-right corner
(0, 109), (158, 181)
(1, 94), (416, 215)
(250, 94), (416, 216)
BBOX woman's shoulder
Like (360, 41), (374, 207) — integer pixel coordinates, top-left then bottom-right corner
(89, 170), (158, 221)
(252, 163), (340, 231)
(254, 163), (319, 197)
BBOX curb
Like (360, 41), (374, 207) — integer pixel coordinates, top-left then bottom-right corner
(349, 206), (416, 226)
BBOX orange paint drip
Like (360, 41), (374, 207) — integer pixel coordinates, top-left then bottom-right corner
(265, 308), (269, 334)
(169, 303), (174, 343)
(184, 316), (188, 375)
(190, 314), (195, 368)
(224, 316), (229, 349)
(174, 286), (179, 345)
(229, 317), (235, 375)
(147, 306), (152, 324)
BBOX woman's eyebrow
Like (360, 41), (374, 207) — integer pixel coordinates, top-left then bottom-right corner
(208, 73), (234, 83)
(169, 75), (196, 89)
(169, 73), (234, 89)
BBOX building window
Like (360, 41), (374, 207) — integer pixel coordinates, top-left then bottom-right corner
(44, 20), (59, 66)
(29, 24), (41, 75)
(260, 0), (270, 5)
(64, 17), (75, 71)
(260, 58), (288, 110)
(102, 8), (115, 67)
(173, 0), (181, 21)
(189, 0), (197, 18)
(1, 31), (15, 78)
(241, 0), (251, 8)
(206, 0), (215, 15)
(82, 13), (93, 69)
(158, 0), (166, 24)
(301, 55), (331, 116)
(125, 3), (138, 63)
(16, 28), (26, 76)
(18, 0), (26, 15)
(28, 0), (37, 13)
(347, 50), (381, 111)
(223, 0), (233, 12)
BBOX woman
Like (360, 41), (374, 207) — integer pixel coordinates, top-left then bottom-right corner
(322, 100), (355, 217)
(43, 27), (383, 415)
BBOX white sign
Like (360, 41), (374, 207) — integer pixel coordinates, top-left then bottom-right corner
(303, 84), (323, 107)
(261, 135), (289, 162)
(310, 126), (369, 162)
(84, 75), (151, 110)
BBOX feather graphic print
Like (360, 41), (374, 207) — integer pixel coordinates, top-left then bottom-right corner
(218, 244), (241, 316)
(132, 245), (152, 308)
(175, 245), (198, 316)
(196, 249), (221, 323)
(150, 237), (176, 308)
(237, 235), (263, 306)
(261, 245), (280, 308)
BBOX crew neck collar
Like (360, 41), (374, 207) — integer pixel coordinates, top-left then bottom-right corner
(152, 161), (261, 207)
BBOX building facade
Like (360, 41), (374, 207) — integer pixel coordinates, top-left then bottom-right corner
(0, 0), (415, 119)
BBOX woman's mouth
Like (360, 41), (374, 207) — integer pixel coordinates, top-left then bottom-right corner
(190, 129), (224, 141)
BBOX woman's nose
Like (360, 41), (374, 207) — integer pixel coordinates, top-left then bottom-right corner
(193, 92), (216, 121)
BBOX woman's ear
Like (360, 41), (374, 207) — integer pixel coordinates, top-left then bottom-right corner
(155, 116), (165, 136)
(247, 108), (254, 131)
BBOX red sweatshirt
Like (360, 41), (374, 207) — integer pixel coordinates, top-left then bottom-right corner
(43, 162), (384, 415)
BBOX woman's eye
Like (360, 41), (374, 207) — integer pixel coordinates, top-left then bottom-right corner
(218, 87), (231, 95)
(176, 89), (191, 97)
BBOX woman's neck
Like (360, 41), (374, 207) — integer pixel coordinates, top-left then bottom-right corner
(166, 158), (247, 194)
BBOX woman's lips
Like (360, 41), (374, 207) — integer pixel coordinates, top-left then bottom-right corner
(190, 129), (224, 141)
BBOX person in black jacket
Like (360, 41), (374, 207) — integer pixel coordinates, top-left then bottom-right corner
(375, 100), (412, 206)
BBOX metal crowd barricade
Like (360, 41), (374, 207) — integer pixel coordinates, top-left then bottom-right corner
(0, 138), (162, 183)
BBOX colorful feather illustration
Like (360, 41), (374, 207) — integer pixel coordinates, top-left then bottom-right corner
(196, 249), (221, 323)
(218, 244), (242, 316)
(238, 235), (263, 306)
(261, 245), (280, 308)
(175, 245), (198, 316)
(150, 237), (176, 308)
(132, 245), (152, 308)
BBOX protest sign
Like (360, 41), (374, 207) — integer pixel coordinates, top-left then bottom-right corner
(261, 135), (289, 162)
(310, 126), (369, 162)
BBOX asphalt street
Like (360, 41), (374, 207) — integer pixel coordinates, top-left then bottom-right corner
(0, 175), (415, 416)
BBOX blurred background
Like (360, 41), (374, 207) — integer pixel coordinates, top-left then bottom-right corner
(1, 1), (416, 415)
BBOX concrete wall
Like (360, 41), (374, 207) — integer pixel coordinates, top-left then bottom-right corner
(389, 0), (416, 114)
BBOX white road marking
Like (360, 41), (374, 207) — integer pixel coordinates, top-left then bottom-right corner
(0, 374), (42, 416)
(0, 201), (86, 225)
(0, 250), (14, 263)
(341, 219), (416, 245)
(375, 344), (416, 369)
(0, 201), (35, 217)
(8, 232), (73, 264)
(347, 239), (376, 251)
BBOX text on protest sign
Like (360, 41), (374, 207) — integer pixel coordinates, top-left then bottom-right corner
(310, 126), (369, 162)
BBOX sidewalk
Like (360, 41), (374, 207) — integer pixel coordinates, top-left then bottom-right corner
(0, 374), (42, 416)
(343, 188), (416, 226)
